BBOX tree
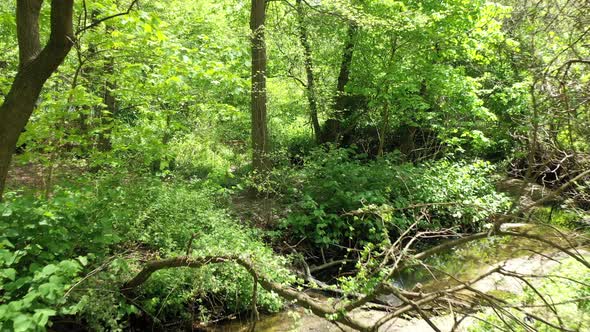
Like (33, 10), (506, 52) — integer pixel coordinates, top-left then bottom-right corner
(250, 0), (270, 172)
(295, 0), (321, 143)
(321, 22), (357, 144)
(0, 0), (74, 200)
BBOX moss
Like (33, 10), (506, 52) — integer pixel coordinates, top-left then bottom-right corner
(530, 206), (581, 228)
(487, 289), (518, 301)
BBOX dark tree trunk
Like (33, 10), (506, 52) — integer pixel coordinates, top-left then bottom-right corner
(296, 0), (321, 143)
(377, 102), (389, 157)
(399, 126), (417, 157)
(250, 0), (270, 172)
(0, 0), (74, 200)
(336, 24), (356, 98)
(84, 11), (117, 153)
(321, 23), (357, 144)
(376, 37), (397, 157)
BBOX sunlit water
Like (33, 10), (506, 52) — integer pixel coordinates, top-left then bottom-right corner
(209, 224), (587, 332)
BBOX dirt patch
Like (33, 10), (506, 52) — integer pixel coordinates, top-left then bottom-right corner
(6, 161), (46, 189)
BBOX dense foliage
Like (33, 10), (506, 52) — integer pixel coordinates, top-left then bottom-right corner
(273, 148), (510, 245)
(0, 179), (287, 331)
(0, 0), (589, 331)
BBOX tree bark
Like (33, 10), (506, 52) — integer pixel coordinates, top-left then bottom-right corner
(377, 102), (389, 157)
(321, 23), (357, 144)
(0, 0), (75, 200)
(250, 0), (270, 172)
(296, 0), (321, 143)
(336, 24), (356, 98)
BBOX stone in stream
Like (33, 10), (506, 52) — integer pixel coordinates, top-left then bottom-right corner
(495, 177), (556, 208)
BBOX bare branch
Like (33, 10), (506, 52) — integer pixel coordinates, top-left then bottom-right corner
(122, 255), (373, 332)
(76, 0), (139, 35)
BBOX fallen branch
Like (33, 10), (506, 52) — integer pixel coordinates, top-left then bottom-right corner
(121, 171), (590, 331)
(121, 255), (373, 331)
(309, 259), (356, 274)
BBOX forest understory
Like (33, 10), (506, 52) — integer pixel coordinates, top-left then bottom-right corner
(1, 0), (590, 331)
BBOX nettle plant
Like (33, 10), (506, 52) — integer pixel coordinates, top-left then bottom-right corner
(279, 148), (510, 246)
(0, 189), (103, 332)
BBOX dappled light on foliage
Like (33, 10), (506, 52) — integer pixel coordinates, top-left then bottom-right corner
(0, 0), (589, 331)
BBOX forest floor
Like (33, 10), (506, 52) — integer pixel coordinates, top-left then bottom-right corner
(5, 162), (46, 189)
(6, 160), (87, 193)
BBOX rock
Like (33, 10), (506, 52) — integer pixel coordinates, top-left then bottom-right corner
(496, 178), (555, 203)
(376, 293), (402, 307)
(498, 223), (536, 232)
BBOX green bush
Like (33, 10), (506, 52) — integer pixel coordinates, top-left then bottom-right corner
(0, 254), (84, 332)
(277, 147), (510, 246)
(123, 183), (288, 321)
(0, 177), (288, 331)
(0, 188), (117, 265)
(0, 187), (113, 331)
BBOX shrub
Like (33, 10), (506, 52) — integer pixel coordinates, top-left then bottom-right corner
(122, 183), (288, 321)
(277, 147), (510, 246)
(0, 188), (111, 331)
(0, 177), (288, 331)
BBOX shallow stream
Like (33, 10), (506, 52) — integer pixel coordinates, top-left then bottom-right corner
(210, 224), (587, 332)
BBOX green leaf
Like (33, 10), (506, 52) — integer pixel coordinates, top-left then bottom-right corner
(2, 208), (12, 217)
(1, 268), (17, 281)
(33, 308), (56, 327)
(37, 264), (58, 279)
(13, 315), (35, 332)
(77, 256), (88, 266)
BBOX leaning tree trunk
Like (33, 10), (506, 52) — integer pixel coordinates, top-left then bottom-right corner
(250, 0), (270, 172)
(0, 0), (75, 200)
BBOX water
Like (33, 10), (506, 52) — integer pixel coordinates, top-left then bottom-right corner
(207, 309), (337, 332)
(210, 224), (588, 332)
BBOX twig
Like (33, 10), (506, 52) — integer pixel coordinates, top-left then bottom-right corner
(186, 233), (198, 256)
(76, 0), (140, 35)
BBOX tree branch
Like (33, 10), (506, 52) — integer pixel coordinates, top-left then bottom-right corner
(122, 255), (373, 332)
(76, 0), (139, 35)
(16, 0), (43, 68)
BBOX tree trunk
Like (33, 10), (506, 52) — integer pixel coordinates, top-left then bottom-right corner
(399, 125), (417, 157)
(250, 0), (270, 172)
(98, 56), (117, 152)
(377, 102), (389, 157)
(0, 0), (75, 200)
(335, 24), (356, 98)
(321, 23), (357, 144)
(296, 0), (321, 143)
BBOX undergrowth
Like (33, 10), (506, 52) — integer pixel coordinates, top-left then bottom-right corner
(0, 175), (287, 331)
(255, 147), (511, 246)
